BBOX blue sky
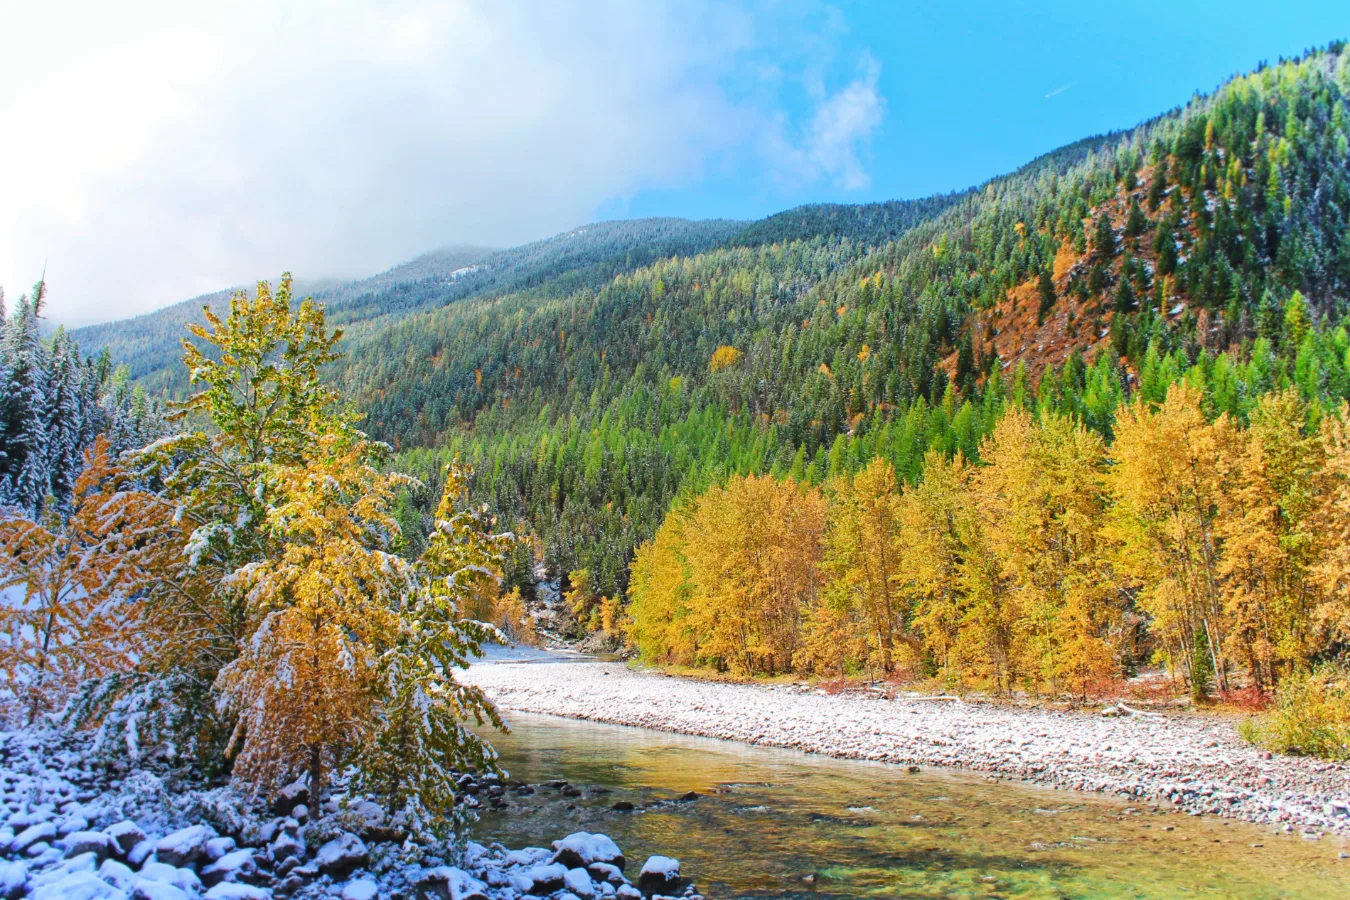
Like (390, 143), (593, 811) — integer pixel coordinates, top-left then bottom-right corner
(602, 0), (1350, 222)
(4, 1), (1350, 324)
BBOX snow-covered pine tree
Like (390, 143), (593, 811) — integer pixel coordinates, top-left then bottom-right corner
(0, 282), (166, 517)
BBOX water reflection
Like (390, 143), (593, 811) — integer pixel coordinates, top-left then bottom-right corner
(472, 711), (1349, 898)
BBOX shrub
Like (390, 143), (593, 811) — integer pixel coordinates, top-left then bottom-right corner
(1240, 664), (1350, 760)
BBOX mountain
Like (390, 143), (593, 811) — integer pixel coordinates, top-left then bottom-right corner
(76, 43), (1350, 601)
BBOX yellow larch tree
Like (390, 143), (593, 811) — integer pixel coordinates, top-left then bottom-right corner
(0, 437), (174, 723)
(214, 430), (413, 804)
(904, 450), (975, 686)
(1313, 405), (1350, 643)
(681, 474), (825, 675)
(1106, 384), (1227, 690)
(974, 409), (1119, 696)
(1215, 391), (1330, 686)
(818, 457), (909, 674)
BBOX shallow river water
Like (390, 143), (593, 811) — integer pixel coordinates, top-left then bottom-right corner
(472, 710), (1348, 899)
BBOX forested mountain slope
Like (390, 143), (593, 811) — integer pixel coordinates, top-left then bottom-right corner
(73, 220), (751, 395)
(75, 44), (1350, 604)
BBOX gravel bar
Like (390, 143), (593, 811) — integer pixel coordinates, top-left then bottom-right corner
(465, 660), (1350, 836)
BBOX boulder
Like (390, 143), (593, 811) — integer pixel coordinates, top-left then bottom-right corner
(200, 849), (257, 887)
(269, 831), (305, 863)
(107, 822), (148, 856)
(0, 860), (28, 900)
(11, 822), (56, 854)
(414, 865), (490, 900)
(342, 878), (380, 900)
(203, 884), (270, 900)
(126, 839), (156, 867)
(203, 837), (236, 862)
(136, 862), (203, 896)
(130, 881), (189, 900)
(30, 871), (123, 900)
(510, 862), (567, 896)
(271, 782), (309, 818)
(552, 832), (625, 871)
(587, 862), (627, 886)
(60, 830), (115, 861)
(98, 859), (136, 892)
(563, 867), (597, 899)
(315, 832), (368, 878)
(155, 824), (216, 868)
(636, 856), (687, 896)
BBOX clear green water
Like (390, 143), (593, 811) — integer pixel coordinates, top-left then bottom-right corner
(471, 712), (1349, 899)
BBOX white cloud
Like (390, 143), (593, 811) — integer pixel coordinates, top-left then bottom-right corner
(0, 0), (886, 325)
(759, 54), (885, 191)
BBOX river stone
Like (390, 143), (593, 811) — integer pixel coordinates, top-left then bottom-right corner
(156, 824), (216, 867)
(11, 822), (56, 854)
(315, 832), (368, 877)
(106, 821), (147, 856)
(637, 856), (686, 895)
(60, 831), (114, 861)
(271, 782), (308, 817)
(552, 832), (625, 871)
(510, 862), (567, 895)
(414, 865), (490, 900)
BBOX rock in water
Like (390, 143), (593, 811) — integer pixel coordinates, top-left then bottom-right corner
(551, 832), (626, 871)
(637, 856), (687, 895)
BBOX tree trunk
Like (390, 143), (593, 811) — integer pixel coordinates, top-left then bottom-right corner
(308, 743), (323, 815)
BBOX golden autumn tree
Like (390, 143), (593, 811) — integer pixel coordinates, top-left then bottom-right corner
(816, 457), (909, 674)
(627, 510), (696, 665)
(0, 438), (174, 723)
(65, 277), (512, 824)
(974, 410), (1119, 697)
(355, 462), (512, 835)
(903, 451), (976, 685)
(1106, 384), (1227, 691)
(1215, 390), (1330, 686)
(74, 275), (350, 766)
(1313, 405), (1350, 643)
(680, 474), (825, 675)
(213, 429), (413, 804)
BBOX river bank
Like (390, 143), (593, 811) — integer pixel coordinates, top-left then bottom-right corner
(464, 659), (1350, 837)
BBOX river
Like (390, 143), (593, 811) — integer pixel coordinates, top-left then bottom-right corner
(472, 710), (1348, 899)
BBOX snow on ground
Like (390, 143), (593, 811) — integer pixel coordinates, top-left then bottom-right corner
(0, 728), (703, 899)
(465, 660), (1350, 836)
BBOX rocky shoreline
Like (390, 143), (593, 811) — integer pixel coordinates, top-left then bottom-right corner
(0, 729), (703, 900)
(464, 660), (1350, 839)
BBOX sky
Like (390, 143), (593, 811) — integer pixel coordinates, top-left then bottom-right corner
(2, 1), (1349, 326)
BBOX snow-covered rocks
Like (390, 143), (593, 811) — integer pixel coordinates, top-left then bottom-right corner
(30, 870), (123, 900)
(106, 823), (147, 857)
(0, 861), (26, 899)
(314, 831), (368, 877)
(269, 783), (307, 819)
(636, 856), (685, 895)
(201, 884), (269, 899)
(413, 865), (489, 900)
(340, 877), (378, 900)
(199, 848), (259, 886)
(9, 824), (54, 856)
(154, 825), (216, 868)
(59, 831), (115, 861)
(551, 832), (625, 871)
(0, 728), (703, 900)
(510, 861), (567, 894)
